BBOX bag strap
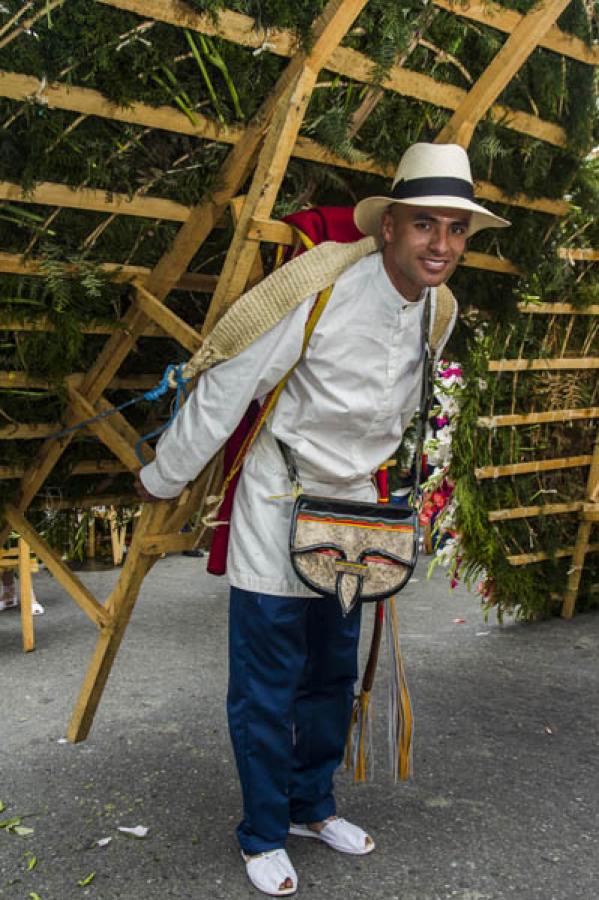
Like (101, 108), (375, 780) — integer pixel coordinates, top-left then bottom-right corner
(221, 265), (455, 503)
(279, 288), (438, 501)
(412, 290), (434, 501)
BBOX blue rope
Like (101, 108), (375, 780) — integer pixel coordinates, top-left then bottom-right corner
(47, 363), (191, 467)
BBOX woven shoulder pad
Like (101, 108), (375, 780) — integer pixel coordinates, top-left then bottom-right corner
(431, 284), (458, 352)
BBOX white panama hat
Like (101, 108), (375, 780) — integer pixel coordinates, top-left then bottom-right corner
(354, 142), (510, 238)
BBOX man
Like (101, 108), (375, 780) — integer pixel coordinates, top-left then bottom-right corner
(138, 143), (509, 896)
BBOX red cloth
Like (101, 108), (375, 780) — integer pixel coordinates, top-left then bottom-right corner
(207, 207), (359, 576)
(282, 206), (363, 252)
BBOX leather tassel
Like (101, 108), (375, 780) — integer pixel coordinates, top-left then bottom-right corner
(385, 595), (413, 781)
(345, 600), (384, 782)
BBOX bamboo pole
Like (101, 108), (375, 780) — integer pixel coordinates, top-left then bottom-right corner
(517, 303), (599, 316)
(488, 357), (599, 372)
(488, 502), (582, 522)
(475, 455), (593, 480)
(478, 408), (599, 428)
(507, 543), (599, 566)
(557, 248), (599, 261)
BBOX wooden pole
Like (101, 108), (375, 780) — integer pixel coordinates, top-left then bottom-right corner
(67, 500), (172, 742)
(562, 432), (599, 619)
(18, 537), (34, 653)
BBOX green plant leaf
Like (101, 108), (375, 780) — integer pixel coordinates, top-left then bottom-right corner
(77, 872), (95, 887)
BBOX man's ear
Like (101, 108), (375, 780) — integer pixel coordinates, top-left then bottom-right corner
(380, 208), (394, 244)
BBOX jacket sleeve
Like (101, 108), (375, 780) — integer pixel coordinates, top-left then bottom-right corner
(139, 297), (314, 498)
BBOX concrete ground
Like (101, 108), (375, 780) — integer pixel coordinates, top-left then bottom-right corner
(1, 554), (598, 900)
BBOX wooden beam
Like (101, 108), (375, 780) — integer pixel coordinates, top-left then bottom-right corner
(67, 499), (172, 742)
(139, 531), (200, 555)
(435, 0), (571, 147)
(203, 0), (370, 328)
(0, 423), (60, 439)
(488, 357), (599, 372)
(0, 316), (160, 336)
(0, 250), (216, 292)
(93, 1), (568, 147)
(478, 408), (599, 428)
(3, 504), (112, 629)
(432, 0), (599, 66)
(461, 252), (520, 275)
(0, 0), (367, 538)
(0, 460), (130, 480)
(134, 282), (202, 353)
(582, 502), (599, 523)
(562, 432), (599, 617)
(475, 454), (593, 480)
(18, 537), (35, 653)
(0, 179), (190, 222)
(488, 501), (582, 522)
(506, 543), (599, 567)
(94, 394), (155, 464)
(33, 493), (138, 510)
(557, 248), (599, 261)
(67, 383), (145, 472)
(0, 371), (165, 390)
(248, 215), (519, 274)
(0, 173), (569, 223)
(517, 302), (599, 316)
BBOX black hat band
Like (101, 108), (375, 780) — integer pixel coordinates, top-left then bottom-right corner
(390, 176), (474, 202)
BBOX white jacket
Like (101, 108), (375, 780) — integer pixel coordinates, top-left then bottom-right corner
(141, 251), (456, 595)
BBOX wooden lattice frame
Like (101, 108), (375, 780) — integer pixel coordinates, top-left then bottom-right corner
(0, 0), (595, 741)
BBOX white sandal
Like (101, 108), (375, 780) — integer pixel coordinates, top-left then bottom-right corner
(241, 848), (298, 896)
(289, 816), (375, 855)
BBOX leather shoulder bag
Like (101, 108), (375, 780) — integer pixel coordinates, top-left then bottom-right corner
(279, 291), (435, 616)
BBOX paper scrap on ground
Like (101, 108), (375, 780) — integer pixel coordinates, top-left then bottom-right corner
(118, 825), (149, 838)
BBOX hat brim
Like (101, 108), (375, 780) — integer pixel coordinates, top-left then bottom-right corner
(353, 195), (510, 238)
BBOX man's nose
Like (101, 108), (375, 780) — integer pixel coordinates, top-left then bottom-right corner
(429, 227), (450, 254)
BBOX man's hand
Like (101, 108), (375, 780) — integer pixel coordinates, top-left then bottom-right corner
(134, 469), (161, 503)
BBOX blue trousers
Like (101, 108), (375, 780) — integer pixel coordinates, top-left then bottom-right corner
(227, 587), (362, 854)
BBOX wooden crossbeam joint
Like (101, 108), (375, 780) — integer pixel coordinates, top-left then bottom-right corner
(3, 504), (112, 630)
(134, 282), (203, 354)
(66, 381), (143, 472)
(435, 0), (571, 147)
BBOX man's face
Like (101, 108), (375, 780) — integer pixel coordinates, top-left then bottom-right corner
(381, 204), (470, 301)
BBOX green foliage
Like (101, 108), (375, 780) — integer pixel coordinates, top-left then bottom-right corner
(0, 0), (596, 606)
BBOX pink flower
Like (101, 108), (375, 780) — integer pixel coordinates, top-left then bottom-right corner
(440, 366), (462, 379)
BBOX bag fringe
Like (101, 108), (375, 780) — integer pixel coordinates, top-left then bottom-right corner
(344, 688), (375, 783)
(385, 595), (414, 781)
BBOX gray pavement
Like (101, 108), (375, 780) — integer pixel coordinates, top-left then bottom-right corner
(1, 554), (598, 900)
